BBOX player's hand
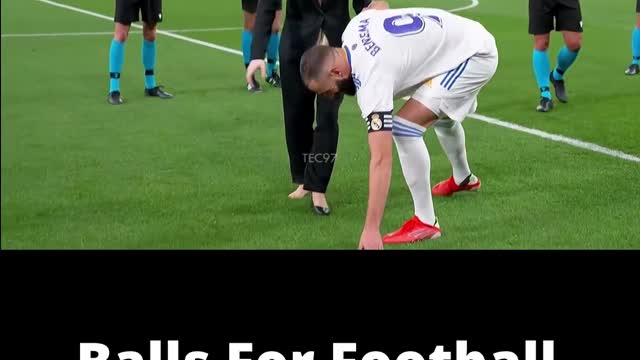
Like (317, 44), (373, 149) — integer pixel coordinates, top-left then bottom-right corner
(358, 229), (384, 250)
(246, 59), (267, 85)
(364, 1), (390, 11)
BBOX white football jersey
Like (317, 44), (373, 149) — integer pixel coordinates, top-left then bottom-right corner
(341, 8), (495, 119)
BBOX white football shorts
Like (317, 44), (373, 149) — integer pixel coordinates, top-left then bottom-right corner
(411, 35), (499, 122)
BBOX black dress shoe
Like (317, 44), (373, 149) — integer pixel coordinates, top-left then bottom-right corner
(145, 86), (174, 99)
(311, 201), (331, 216)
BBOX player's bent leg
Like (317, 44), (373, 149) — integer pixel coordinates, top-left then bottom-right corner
(417, 53), (493, 197)
(383, 99), (441, 245)
(532, 34), (553, 112)
(108, 22), (130, 105)
(142, 23), (172, 99)
(626, 14), (640, 75)
(432, 119), (480, 197)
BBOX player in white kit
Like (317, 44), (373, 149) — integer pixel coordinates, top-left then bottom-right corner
(299, 5), (498, 249)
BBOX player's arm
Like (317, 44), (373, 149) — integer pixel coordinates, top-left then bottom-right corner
(247, 0), (281, 82)
(352, 0), (373, 14)
(360, 111), (394, 250)
(352, 63), (394, 249)
(364, 117), (394, 231)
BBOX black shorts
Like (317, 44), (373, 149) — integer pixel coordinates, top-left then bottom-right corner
(637, 0), (639, 13)
(529, 0), (583, 34)
(115, 0), (163, 25)
(241, 0), (282, 14)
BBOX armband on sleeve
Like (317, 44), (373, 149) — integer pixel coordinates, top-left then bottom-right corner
(365, 111), (393, 133)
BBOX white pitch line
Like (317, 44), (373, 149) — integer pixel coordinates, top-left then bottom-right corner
(1, 27), (244, 38)
(34, 0), (640, 164)
(448, 0), (480, 13)
(468, 114), (640, 163)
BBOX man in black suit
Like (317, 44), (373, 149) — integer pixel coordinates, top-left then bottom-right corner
(246, 0), (374, 215)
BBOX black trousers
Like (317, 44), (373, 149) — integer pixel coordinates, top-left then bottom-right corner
(279, 56), (342, 194)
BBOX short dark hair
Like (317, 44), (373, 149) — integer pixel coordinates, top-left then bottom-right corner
(299, 45), (335, 85)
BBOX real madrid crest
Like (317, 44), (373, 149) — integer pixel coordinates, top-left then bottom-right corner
(370, 113), (383, 131)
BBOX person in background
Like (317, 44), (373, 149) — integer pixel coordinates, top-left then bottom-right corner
(245, 0), (379, 216)
(528, 0), (583, 112)
(624, 0), (640, 75)
(108, 0), (173, 105)
(241, 0), (283, 92)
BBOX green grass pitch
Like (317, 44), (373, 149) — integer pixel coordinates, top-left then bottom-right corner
(1, 0), (639, 249)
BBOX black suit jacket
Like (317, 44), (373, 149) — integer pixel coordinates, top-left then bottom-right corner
(251, 0), (371, 62)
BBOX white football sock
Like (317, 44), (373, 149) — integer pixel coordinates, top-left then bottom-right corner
(392, 116), (436, 225)
(433, 119), (472, 184)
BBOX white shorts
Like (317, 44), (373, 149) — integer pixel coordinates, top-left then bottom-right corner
(411, 37), (499, 122)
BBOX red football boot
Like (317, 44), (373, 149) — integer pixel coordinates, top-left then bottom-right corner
(432, 174), (481, 197)
(383, 215), (441, 245)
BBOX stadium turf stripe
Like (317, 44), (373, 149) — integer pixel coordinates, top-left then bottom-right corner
(35, 0), (242, 55)
(36, 0), (640, 164)
(467, 114), (640, 163)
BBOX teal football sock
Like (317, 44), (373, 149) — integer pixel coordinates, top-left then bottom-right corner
(553, 45), (580, 80)
(142, 40), (157, 89)
(533, 49), (552, 99)
(109, 39), (125, 93)
(242, 30), (253, 68)
(266, 32), (280, 77)
(632, 27), (640, 65)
